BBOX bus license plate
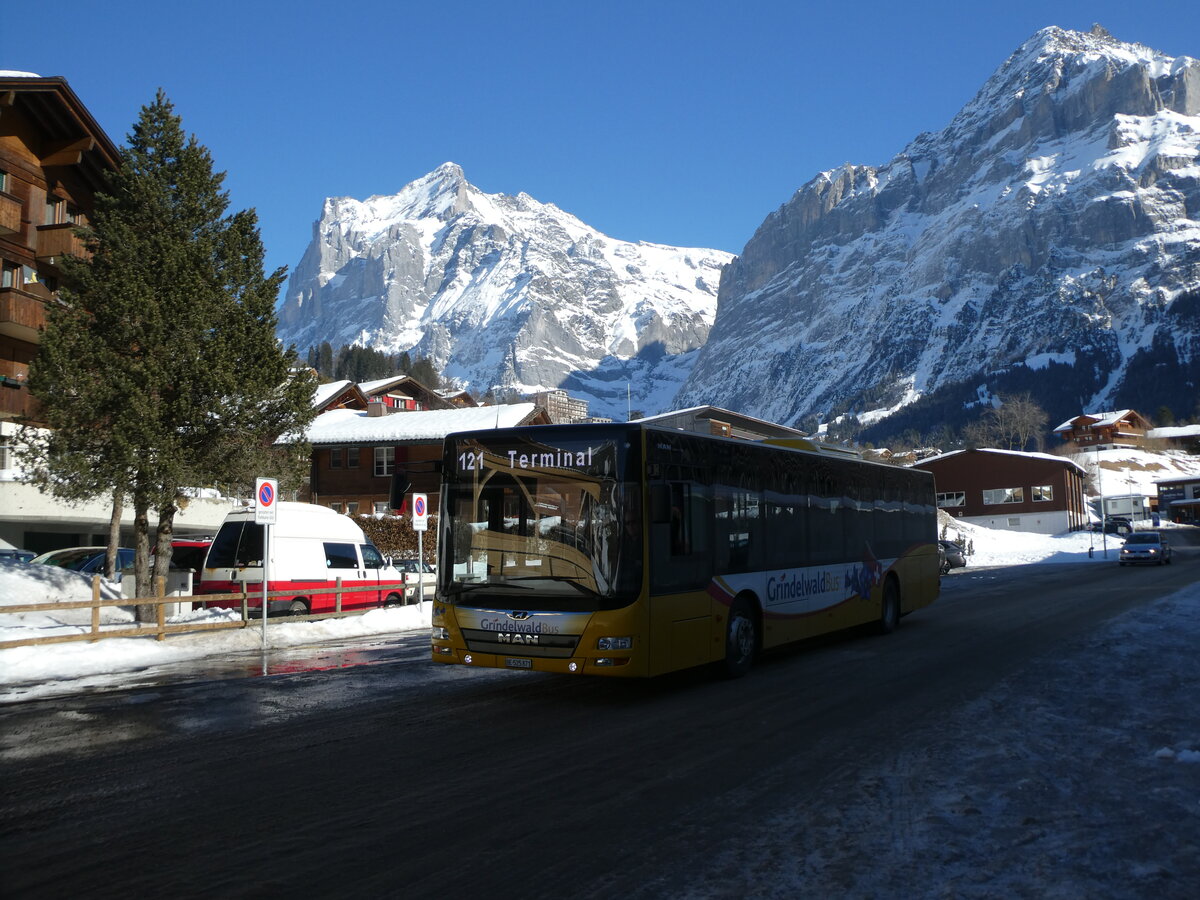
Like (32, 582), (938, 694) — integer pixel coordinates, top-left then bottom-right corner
(505, 657), (532, 669)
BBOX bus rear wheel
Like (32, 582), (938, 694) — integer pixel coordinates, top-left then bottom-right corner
(384, 592), (403, 608)
(878, 579), (900, 634)
(724, 598), (758, 678)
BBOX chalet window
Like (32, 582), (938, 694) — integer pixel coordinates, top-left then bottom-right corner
(330, 448), (342, 468)
(45, 196), (65, 225)
(936, 492), (965, 508)
(329, 501), (344, 513)
(347, 447), (360, 468)
(1032, 485), (1053, 502)
(1007, 517), (1021, 527)
(374, 447), (394, 477)
(1, 264), (16, 288)
(0, 170), (7, 192)
(373, 501), (390, 514)
(983, 487), (1024, 505)
(347, 502), (359, 515)
(0, 440), (12, 470)
(21, 265), (38, 285)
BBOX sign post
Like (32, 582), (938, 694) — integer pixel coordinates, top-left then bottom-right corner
(412, 492), (428, 604)
(255, 478), (278, 660)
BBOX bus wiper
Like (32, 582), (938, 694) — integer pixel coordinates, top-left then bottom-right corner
(449, 581), (533, 594)
(505, 576), (602, 597)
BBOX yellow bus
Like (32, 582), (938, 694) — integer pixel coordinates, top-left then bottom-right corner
(431, 423), (939, 677)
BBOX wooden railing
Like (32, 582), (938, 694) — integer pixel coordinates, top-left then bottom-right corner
(0, 577), (417, 650)
(0, 191), (20, 235)
(36, 223), (89, 269)
(0, 287), (47, 334)
(0, 358), (29, 383)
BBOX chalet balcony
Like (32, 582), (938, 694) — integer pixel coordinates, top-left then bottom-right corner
(36, 223), (89, 271)
(0, 379), (40, 422)
(0, 192), (21, 235)
(0, 358), (30, 385)
(0, 288), (48, 343)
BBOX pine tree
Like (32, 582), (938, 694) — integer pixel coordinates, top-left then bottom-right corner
(26, 90), (315, 602)
(409, 356), (440, 389)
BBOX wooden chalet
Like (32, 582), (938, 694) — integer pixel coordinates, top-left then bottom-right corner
(302, 401), (550, 515)
(0, 74), (120, 424)
(1053, 410), (1151, 450)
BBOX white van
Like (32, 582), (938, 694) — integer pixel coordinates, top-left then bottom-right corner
(197, 502), (406, 615)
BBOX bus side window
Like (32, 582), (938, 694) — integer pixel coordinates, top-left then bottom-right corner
(669, 482), (691, 555)
(649, 480), (711, 592)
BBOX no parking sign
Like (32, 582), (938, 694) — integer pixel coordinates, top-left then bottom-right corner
(412, 493), (428, 531)
(255, 477), (278, 525)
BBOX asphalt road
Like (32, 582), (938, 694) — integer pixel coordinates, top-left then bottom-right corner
(2, 529), (1197, 899)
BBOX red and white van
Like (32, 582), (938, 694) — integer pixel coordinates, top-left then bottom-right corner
(197, 502), (405, 615)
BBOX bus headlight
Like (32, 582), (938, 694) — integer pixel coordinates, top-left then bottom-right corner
(431, 626), (449, 641)
(597, 636), (632, 651)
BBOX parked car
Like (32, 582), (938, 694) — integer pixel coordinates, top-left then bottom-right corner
(938, 540), (967, 574)
(0, 548), (36, 564)
(30, 546), (135, 580)
(1093, 516), (1133, 535)
(165, 537), (213, 572)
(393, 558), (436, 602)
(1119, 532), (1173, 566)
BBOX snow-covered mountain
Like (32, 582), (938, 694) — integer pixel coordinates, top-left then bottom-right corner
(277, 163), (731, 419)
(676, 25), (1200, 434)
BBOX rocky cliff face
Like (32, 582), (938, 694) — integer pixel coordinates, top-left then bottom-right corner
(277, 164), (731, 419)
(676, 26), (1200, 432)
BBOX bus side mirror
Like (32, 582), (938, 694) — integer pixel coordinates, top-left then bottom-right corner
(390, 471), (411, 511)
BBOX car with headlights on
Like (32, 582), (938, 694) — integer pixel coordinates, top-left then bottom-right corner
(1118, 532), (1172, 566)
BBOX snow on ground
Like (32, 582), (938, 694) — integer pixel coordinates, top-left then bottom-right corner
(700, 575), (1200, 896)
(0, 563), (431, 700)
(0, 516), (1175, 699)
(1083, 446), (1200, 497)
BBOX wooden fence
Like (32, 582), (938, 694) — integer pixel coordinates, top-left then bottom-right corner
(0, 576), (419, 651)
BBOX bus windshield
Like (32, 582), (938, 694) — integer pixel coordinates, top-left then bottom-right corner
(441, 429), (642, 611)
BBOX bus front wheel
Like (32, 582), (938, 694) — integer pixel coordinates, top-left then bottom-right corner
(724, 598), (758, 678)
(878, 579), (900, 634)
(287, 599), (309, 616)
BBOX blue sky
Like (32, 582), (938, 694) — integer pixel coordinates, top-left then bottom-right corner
(9, 1), (1200, 290)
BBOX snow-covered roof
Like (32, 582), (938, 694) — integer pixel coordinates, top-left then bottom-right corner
(915, 447), (1088, 476)
(358, 375), (415, 395)
(1053, 410), (1136, 432)
(632, 405), (807, 438)
(312, 380), (354, 409)
(0, 70), (42, 78)
(300, 403), (540, 445)
(1148, 424), (1200, 439)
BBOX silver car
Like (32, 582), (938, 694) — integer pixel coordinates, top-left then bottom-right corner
(1118, 532), (1172, 566)
(393, 558), (436, 601)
